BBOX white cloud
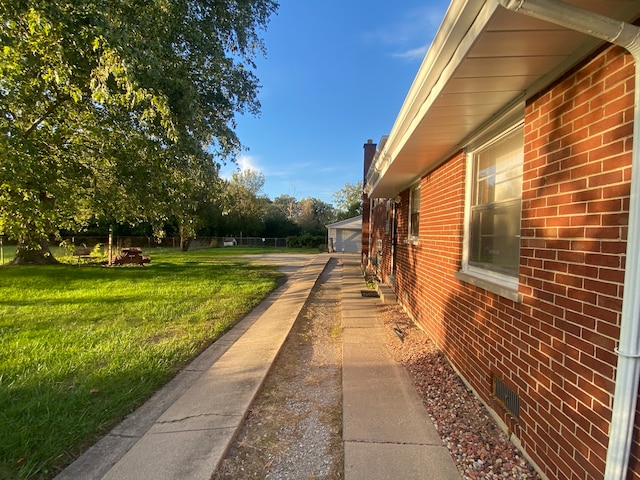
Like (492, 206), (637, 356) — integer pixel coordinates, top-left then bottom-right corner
(267, 161), (314, 179)
(362, 5), (447, 62)
(391, 44), (429, 61)
(401, 5), (447, 37)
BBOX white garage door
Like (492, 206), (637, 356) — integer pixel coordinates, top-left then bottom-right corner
(336, 229), (361, 253)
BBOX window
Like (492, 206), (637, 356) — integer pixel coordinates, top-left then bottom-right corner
(409, 183), (420, 241)
(467, 124), (523, 279)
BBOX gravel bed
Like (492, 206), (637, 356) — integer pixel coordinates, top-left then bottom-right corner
(380, 304), (543, 480)
(212, 262), (343, 480)
(215, 260), (543, 479)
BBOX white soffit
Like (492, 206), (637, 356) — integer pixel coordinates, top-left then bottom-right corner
(369, 0), (640, 198)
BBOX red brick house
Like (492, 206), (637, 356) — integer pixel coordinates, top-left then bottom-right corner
(363, 1), (640, 479)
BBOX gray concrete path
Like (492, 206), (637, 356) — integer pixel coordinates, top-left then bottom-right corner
(56, 254), (328, 480)
(341, 257), (461, 480)
(56, 253), (461, 480)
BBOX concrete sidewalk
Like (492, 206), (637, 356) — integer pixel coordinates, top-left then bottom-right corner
(56, 253), (460, 479)
(340, 257), (460, 480)
(56, 254), (330, 480)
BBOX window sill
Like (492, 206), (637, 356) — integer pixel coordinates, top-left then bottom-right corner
(404, 238), (419, 246)
(454, 270), (522, 303)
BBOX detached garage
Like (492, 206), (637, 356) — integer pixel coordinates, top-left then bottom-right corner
(326, 215), (362, 253)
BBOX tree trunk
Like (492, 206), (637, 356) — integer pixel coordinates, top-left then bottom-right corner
(180, 237), (191, 252)
(9, 239), (59, 265)
(179, 223), (194, 252)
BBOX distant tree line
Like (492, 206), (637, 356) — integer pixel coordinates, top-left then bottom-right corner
(66, 172), (362, 252)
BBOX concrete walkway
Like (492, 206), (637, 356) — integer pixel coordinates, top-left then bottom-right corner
(56, 253), (460, 480)
(340, 256), (460, 480)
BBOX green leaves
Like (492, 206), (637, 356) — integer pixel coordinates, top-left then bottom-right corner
(333, 181), (363, 220)
(220, 169), (270, 237)
(0, 0), (278, 255)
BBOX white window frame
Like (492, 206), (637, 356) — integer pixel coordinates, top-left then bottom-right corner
(408, 182), (420, 243)
(456, 122), (524, 302)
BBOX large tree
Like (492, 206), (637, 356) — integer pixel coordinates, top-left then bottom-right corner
(220, 168), (269, 237)
(167, 152), (224, 252)
(333, 181), (363, 220)
(0, 0), (278, 263)
(262, 205), (301, 238)
(272, 194), (300, 220)
(297, 197), (334, 236)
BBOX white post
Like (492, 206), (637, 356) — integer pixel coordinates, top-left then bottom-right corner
(108, 225), (113, 266)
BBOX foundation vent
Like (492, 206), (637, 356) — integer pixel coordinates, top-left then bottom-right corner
(492, 376), (520, 419)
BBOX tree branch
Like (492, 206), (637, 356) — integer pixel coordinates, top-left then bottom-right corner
(24, 89), (69, 138)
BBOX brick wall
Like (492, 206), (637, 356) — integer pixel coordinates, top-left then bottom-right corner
(519, 43), (634, 480)
(375, 43), (638, 480)
(369, 199), (394, 281)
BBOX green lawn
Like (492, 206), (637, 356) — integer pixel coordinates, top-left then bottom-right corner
(0, 248), (296, 479)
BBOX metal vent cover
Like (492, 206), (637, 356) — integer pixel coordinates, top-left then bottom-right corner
(360, 290), (379, 298)
(492, 376), (520, 419)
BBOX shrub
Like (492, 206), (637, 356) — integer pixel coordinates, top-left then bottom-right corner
(286, 233), (325, 249)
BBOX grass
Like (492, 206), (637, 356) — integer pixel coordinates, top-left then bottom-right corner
(0, 247), (306, 479)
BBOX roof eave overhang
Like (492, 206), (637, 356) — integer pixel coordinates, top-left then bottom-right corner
(365, 0), (639, 199)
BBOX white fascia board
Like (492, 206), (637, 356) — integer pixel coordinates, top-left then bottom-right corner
(369, 0), (493, 196)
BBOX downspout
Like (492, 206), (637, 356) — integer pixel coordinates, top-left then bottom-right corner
(496, 1), (640, 479)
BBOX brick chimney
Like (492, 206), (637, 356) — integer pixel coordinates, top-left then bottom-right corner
(363, 139), (376, 180)
(362, 139), (376, 268)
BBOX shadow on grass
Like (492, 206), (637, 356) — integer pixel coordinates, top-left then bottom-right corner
(0, 358), (179, 479)
(0, 254), (285, 479)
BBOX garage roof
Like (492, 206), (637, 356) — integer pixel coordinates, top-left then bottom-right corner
(326, 215), (363, 230)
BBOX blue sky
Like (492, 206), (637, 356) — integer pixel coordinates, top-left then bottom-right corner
(221, 0), (450, 205)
